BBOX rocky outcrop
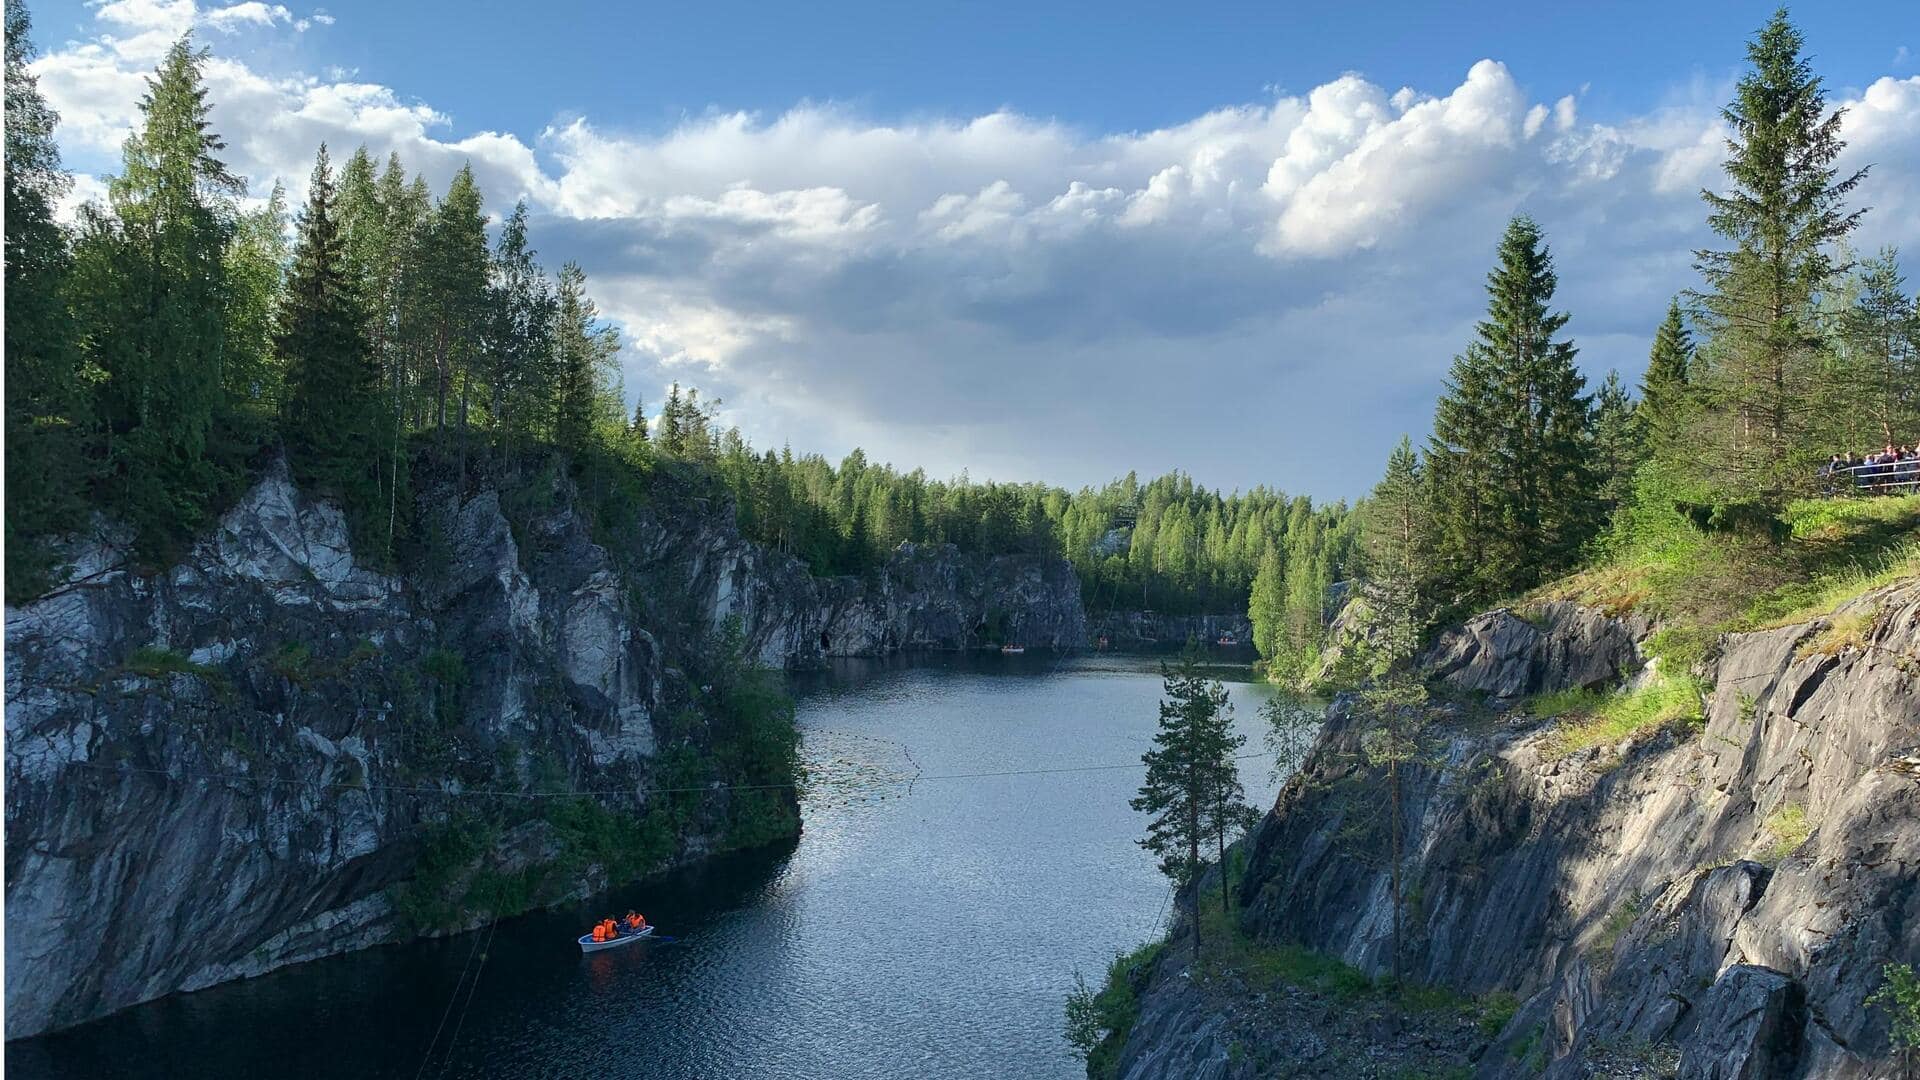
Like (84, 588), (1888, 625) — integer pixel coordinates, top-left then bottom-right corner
(1086, 611), (1252, 651)
(2, 459), (1086, 1039)
(1114, 585), (1920, 1078)
(1420, 600), (1652, 699)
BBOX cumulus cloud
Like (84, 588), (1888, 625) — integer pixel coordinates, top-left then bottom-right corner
(27, 2), (1920, 497)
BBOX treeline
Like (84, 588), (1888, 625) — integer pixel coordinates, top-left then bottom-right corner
(5, 19), (630, 596)
(5, 6), (1352, 624)
(678, 413), (1358, 618)
(1347, 10), (1920, 675)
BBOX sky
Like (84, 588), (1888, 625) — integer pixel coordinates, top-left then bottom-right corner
(22, 0), (1920, 500)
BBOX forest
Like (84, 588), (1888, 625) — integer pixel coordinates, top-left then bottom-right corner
(2, 2), (1354, 634)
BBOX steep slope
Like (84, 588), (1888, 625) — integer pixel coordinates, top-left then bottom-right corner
(1113, 585), (1920, 1078)
(2, 458), (1086, 1039)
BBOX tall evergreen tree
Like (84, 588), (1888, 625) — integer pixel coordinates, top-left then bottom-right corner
(278, 145), (381, 538)
(1359, 437), (1433, 668)
(1843, 249), (1918, 446)
(1592, 371), (1640, 516)
(486, 200), (557, 444)
(1638, 299), (1694, 456)
(1691, 8), (1867, 501)
(552, 262), (620, 457)
(5, 0), (92, 592)
(75, 34), (245, 550)
(1427, 216), (1595, 607)
(419, 165), (489, 434)
(627, 396), (650, 445)
(1132, 648), (1239, 950)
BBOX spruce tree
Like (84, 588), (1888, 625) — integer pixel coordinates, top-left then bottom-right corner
(628, 396), (650, 445)
(76, 34), (245, 550)
(1592, 371), (1640, 516)
(278, 145), (381, 539)
(1639, 299), (1694, 455)
(1427, 216), (1595, 607)
(5, 0), (91, 592)
(1691, 8), (1866, 501)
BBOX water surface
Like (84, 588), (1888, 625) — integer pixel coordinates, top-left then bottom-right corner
(10, 653), (1285, 1079)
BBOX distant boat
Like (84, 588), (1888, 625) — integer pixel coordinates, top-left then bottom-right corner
(1216, 634), (1238, 646)
(579, 925), (654, 953)
(1000, 644), (1026, 655)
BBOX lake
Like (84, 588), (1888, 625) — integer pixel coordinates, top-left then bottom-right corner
(8, 653), (1289, 1079)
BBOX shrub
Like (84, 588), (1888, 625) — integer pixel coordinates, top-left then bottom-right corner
(1867, 963), (1920, 1066)
(1795, 607), (1877, 659)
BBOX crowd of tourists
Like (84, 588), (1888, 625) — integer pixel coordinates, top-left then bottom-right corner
(1820, 443), (1920, 494)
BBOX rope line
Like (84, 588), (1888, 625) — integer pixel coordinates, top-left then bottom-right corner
(412, 918), (487, 1080)
(64, 750), (1280, 799)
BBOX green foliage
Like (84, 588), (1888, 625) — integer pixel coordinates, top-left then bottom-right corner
(1755, 804), (1812, 865)
(1540, 674), (1706, 760)
(1132, 647), (1244, 936)
(1066, 939), (1167, 1079)
(1426, 215), (1599, 614)
(279, 145), (386, 554)
(1688, 9), (1867, 503)
(124, 645), (220, 682)
(1866, 963), (1920, 1062)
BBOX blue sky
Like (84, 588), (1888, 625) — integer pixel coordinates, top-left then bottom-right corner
(24, 0), (1920, 498)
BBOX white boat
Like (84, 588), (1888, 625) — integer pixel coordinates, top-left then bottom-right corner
(578, 925), (654, 953)
(1000, 644), (1026, 655)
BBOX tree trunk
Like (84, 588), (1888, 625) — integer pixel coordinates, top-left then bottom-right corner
(1218, 817), (1230, 920)
(1389, 759), (1403, 984)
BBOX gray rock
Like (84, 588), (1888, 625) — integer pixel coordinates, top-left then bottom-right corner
(1677, 965), (1805, 1080)
(1421, 601), (1650, 698)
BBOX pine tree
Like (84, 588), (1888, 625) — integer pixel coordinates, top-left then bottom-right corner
(553, 262), (619, 456)
(1132, 648), (1239, 950)
(5, 0), (92, 593)
(1592, 371), (1640, 516)
(278, 145), (381, 540)
(1691, 8), (1867, 501)
(1360, 437), (1433, 668)
(1639, 299), (1694, 454)
(75, 34), (245, 550)
(1427, 216), (1595, 607)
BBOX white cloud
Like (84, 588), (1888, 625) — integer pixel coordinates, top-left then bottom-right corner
(26, 2), (1920, 496)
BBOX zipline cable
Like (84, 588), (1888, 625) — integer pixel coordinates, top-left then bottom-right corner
(66, 749), (1280, 800)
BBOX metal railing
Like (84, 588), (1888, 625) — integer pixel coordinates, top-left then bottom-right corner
(1825, 460), (1920, 495)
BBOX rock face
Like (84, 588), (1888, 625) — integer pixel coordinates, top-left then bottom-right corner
(1086, 611), (1253, 651)
(1420, 600), (1652, 699)
(2, 460), (1086, 1039)
(1115, 585), (1920, 1079)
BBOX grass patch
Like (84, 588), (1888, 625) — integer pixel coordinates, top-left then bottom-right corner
(1543, 675), (1705, 760)
(1793, 606), (1878, 659)
(1522, 686), (1606, 719)
(123, 645), (226, 691)
(1755, 804), (1811, 865)
(1068, 939), (1168, 1080)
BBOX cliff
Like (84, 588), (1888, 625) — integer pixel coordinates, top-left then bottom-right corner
(2, 456), (1086, 1039)
(1086, 611), (1253, 652)
(1110, 585), (1920, 1078)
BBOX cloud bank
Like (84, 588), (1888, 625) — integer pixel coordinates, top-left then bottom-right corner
(31, 0), (1920, 497)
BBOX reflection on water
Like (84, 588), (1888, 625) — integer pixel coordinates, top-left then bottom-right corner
(8, 653), (1291, 1080)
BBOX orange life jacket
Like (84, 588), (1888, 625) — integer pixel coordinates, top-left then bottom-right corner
(591, 926), (605, 941)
